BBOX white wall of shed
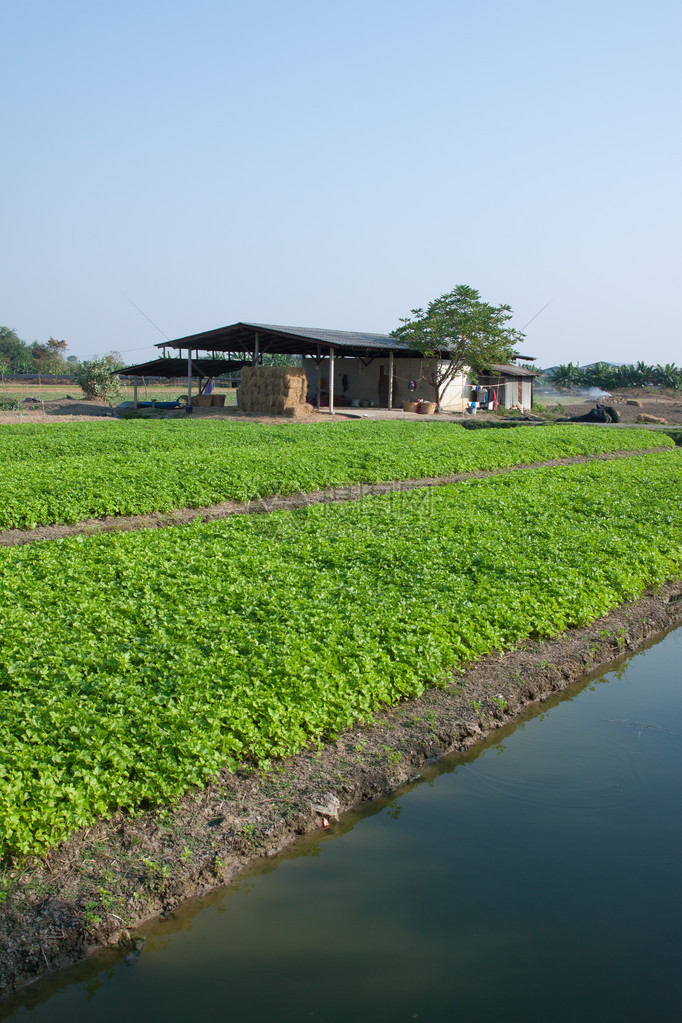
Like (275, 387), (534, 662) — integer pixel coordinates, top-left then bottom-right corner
(303, 356), (423, 407)
(303, 356), (472, 410)
(437, 363), (472, 411)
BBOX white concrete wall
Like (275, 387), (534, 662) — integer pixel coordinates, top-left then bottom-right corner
(303, 355), (388, 406)
(303, 355), (534, 411)
(438, 366), (472, 412)
(394, 359), (440, 406)
(303, 355), (472, 410)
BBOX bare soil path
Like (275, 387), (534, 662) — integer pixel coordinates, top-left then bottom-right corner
(551, 391), (682, 425)
(2, 388), (682, 425)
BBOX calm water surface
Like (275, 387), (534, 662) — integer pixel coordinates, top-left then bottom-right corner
(3, 627), (681, 1023)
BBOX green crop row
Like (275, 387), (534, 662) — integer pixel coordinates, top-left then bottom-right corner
(0, 451), (680, 859)
(0, 419), (672, 529)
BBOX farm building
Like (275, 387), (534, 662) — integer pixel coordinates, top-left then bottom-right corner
(152, 322), (536, 412)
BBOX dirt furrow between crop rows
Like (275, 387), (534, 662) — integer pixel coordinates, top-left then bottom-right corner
(0, 446), (673, 547)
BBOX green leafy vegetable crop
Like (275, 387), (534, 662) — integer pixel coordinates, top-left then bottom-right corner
(0, 452), (680, 858)
(0, 419), (672, 530)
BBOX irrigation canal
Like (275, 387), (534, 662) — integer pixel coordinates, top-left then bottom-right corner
(2, 626), (681, 1022)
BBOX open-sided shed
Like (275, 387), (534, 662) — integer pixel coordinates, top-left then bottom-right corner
(114, 356), (252, 408)
(154, 322), (537, 412)
(155, 323), (413, 414)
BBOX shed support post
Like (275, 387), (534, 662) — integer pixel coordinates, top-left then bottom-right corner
(133, 381), (138, 408)
(254, 332), (259, 365)
(388, 351), (394, 410)
(316, 344), (321, 409)
(329, 347), (335, 415)
(187, 349), (193, 412)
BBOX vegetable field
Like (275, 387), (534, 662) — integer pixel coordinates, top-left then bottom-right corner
(1, 451), (680, 858)
(0, 419), (673, 530)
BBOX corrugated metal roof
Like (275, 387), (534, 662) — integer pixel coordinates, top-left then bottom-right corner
(115, 357), (251, 378)
(487, 363), (538, 378)
(245, 323), (407, 350)
(158, 321), (415, 358)
(157, 321), (530, 365)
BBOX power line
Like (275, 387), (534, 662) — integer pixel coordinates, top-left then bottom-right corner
(113, 344), (159, 355)
(520, 297), (555, 331)
(127, 299), (171, 341)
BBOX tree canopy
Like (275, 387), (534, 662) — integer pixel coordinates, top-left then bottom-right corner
(31, 337), (69, 375)
(550, 361), (682, 392)
(0, 327), (34, 373)
(391, 285), (525, 409)
(0, 327), (69, 375)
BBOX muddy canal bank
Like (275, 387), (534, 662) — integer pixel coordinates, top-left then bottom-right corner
(2, 580), (681, 998)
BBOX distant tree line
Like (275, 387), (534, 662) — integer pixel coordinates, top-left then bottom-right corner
(0, 326), (73, 379)
(549, 361), (682, 392)
(0, 327), (128, 395)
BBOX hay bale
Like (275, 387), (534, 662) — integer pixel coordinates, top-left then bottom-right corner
(636, 414), (667, 424)
(237, 366), (310, 416)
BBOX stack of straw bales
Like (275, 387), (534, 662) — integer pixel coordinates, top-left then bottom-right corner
(237, 366), (314, 418)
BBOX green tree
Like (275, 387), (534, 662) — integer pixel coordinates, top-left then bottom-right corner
(32, 337), (68, 375)
(391, 285), (525, 410)
(105, 350), (125, 369)
(551, 363), (582, 389)
(72, 355), (123, 402)
(261, 353), (302, 367)
(0, 326), (33, 373)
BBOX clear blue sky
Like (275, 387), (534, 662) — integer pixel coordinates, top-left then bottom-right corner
(2, 0), (680, 368)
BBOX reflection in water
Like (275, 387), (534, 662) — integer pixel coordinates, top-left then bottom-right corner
(2, 627), (681, 1023)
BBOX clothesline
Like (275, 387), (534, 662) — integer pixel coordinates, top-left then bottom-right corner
(391, 368), (512, 388)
